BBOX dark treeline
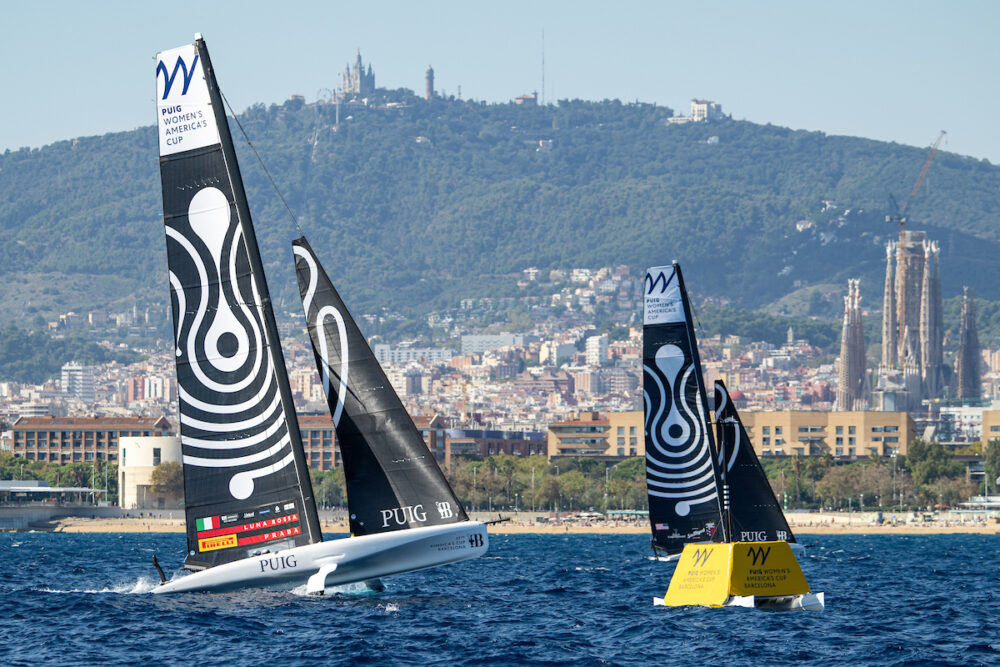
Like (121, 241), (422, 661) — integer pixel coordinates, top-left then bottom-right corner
(0, 327), (142, 384)
(6, 438), (991, 514)
(3, 94), (1000, 330)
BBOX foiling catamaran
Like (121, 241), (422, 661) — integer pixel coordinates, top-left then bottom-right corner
(150, 35), (488, 594)
(643, 263), (822, 610)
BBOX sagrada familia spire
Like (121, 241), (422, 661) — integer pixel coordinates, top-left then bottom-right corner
(955, 287), (981, 400)
(874, 232), (944, 411)
(836, 279), (868, 411)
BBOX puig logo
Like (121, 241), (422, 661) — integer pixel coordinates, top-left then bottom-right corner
(157, 54), (200, 100)
(691, 547), (712, 567)
(747, 545), (771, 566)
(644, 269), (676, 295)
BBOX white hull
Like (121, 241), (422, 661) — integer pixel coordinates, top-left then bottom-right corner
(153, 521), (488, 594)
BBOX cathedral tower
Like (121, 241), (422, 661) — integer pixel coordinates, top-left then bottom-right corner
(955, 287), (981, 400)
(836, 279), (868, 411)
(881, 242), (897, 368)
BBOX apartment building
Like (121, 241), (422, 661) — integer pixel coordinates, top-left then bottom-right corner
(741, 411), (914, 458)
(546, 410), (643, 461)
(11, 415), (172, 463)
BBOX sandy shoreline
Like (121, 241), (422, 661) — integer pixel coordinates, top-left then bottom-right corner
(33, 512), (1000, 536)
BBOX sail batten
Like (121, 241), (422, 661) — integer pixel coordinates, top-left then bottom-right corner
(293, 238), (468, 536)
(644, 264), (725, 555)
(156, 37), (321, 570)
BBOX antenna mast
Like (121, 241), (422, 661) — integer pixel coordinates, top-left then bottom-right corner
(541, 29), (545, 106)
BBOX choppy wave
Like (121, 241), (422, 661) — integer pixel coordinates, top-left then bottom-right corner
(0, 532), (998, 665)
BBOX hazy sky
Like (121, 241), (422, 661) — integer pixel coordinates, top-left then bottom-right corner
(2, 1), (998, 163)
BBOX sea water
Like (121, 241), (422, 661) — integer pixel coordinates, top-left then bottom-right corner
(0, 532), (998, 665)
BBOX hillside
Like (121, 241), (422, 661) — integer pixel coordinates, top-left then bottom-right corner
(1, 93), (998, 332)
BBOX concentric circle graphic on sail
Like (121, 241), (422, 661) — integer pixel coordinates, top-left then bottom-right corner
(644, 344), (717, 516)
(167, 186), (293, 502)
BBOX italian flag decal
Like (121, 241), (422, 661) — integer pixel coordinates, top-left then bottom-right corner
(196, 516), (219, 531)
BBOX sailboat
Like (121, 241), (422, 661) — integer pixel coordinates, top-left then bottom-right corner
(643, 263), (822, 610)
(151, 35), (487, 594)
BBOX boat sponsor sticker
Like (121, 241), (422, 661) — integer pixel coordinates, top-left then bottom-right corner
(644, 266), (684, 325)
(239, 525), (301, 546)
(196, 513), (300, 539)
(155, 43), (221, 156)
(198, 533), (238, 552)
(196, 516), (219, 531)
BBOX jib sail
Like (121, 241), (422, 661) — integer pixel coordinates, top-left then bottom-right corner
(155, 37), (322, 569)
(714, 381), (795, 544)
(292, 237), (468, 536)
(643, 264), (726, 555)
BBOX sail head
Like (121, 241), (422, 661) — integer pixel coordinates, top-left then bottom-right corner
(643, 264), (725, 555)
(714, 381), (796, 543)
(293, 237), (468, 536)
(156, 38), (322, 569)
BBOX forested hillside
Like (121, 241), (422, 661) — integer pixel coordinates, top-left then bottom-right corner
(1, 92), (998, 328)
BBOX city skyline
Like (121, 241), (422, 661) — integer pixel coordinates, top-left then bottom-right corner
(1, 1), (998, 163)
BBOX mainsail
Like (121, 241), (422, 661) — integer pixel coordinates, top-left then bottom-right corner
(155, 37), (322, 570)
(643, 264), (726, 555)
(714, 381), (795, 544)
(292, 237), (468, 536)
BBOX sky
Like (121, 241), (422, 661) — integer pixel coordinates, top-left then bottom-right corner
(2, 1), (998, 163)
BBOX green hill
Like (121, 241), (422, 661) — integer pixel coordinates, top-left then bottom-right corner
(2, 93), (998, 331)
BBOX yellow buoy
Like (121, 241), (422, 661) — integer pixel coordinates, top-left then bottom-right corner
(659, 541), (822, 610)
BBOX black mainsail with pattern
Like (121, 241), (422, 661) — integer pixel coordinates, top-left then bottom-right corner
(714, 381), (795, 544)
(156, 37), (322, 570)
(643, 264), (726, 556)
(292, 237), (468, 536)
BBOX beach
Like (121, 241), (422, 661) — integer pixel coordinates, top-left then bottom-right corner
(37, 511), (1000, 535)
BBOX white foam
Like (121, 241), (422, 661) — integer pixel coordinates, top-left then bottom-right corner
(38, 576), (158, 595)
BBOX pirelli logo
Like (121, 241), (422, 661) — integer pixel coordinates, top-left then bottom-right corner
(199, 534), (238, 552)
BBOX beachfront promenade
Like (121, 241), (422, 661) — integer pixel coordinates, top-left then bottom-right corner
(23, 510), (1000, 536)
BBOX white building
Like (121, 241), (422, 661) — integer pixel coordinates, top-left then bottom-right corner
(118, 436), (182, 509)
(61, 362), (96, 404)
(585, 335), (609, 366)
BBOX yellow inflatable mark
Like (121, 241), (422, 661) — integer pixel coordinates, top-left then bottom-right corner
(662, 541), (811, 607)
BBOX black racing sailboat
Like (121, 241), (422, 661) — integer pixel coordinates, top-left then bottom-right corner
(646, 264), (821, 610)
(644, 264), (797, 558)
(152, 35), (487, 594)
(155, 35), (322, 573)
(292, 237), (469, 537)
(644, 264), (726, 557)
(714, 380), (796, 545)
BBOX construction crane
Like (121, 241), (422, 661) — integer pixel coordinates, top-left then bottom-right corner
(886, 130), (946, 363)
